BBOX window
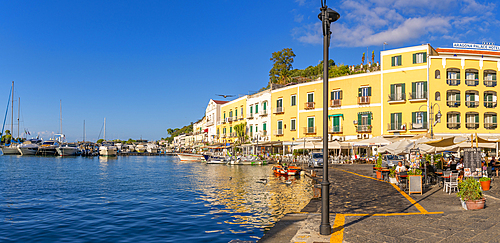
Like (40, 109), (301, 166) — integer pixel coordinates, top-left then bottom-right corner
(235, 109), (237, 118)
(331, 90), (342, 107)
(223, 112), (226, 119)
(307, 92), (314, 102)
(217, 128), (219, 135)
(291, 95), (296, 106)
(276, 120), (283, 135)
(223, 128), (226, 134)
(447, 112), (460, 129)
(465, 69), (479, 86)
(389, 83), (406, 101)
(250, 106), (253, 114)
(465, 91), (479, 108)
(330, 115), (341, 133)
(411, 81), (427, 100)
(435, 91), (441, 101)
(435, 70), (441, 79)
(446, 90), (460, 107)
(484, 91), (497, 108)
(250, 125), (253, 134)
(305, 92), (314, 109)
(411, 111), (427, 129)
(357, 112), (372, 132)
(229, 111), (233, 118)
(263, 102), (267, 111)
(240, 107), (243, 116)
(389, 113), (403, 131)
(255, 104), (258, 114)
(465, 112), (479, 129)
(447, 68), (460, 86)
(290, 119), (296, 131)
(484, 70), (497, 87)
(255, 125), (258, 132)
(413, 52), (426, 64)
(485, 113), (497, 129)
(306, 117), (315, 134)
(391, 55), (402, 66)
(358, 87), (371, 104)
(263, 123), (266, 131)
(275, 98), (283, 113)
(230, 127), (232, 134)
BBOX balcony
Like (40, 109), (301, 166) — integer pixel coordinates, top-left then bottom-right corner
(485, 123), (497, 130)
(274, 129), (283, 136)
(222, 119), (227, 124)
(447, 79), (460, 86)
(409, 92), (428, 100)
(274, 107), (284, 114)
(330, 99), (341, 107)
(226, 117), (233, 123)
(387, 122), (407, 132)
(465, 101), (479, 108)
(247, 113), (254, 119)
(303, 126), (316, 134)
(230, 132), (238, 137)
(484, 101), (497, 108)
(259, 110), (268, 116)
(206, 120), (214, 126)
(410, 122), (428, 130)
(328, 125), (342, 134)
(388, 93), (406, 102)
(484, 80), (497, 87)
(356, 124), (372, 133)
(262, 130), (268, 136)
(465, 79), (479, 86)
(447, 122), (461, 129)
(221, 134), (226, 138)
(466, 122), (479, 130)
(305, 102), (315, 109)
(358, 96), (370, 105)
(446, 100), (460, 107)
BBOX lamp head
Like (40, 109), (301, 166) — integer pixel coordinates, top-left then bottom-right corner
(318, 8), (340, 23)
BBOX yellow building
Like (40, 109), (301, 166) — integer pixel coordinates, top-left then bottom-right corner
(217, 96), (247, 144)
(269, 43), (500, 142)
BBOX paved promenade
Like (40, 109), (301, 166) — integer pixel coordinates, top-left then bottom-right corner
(258, 164), (500, 243)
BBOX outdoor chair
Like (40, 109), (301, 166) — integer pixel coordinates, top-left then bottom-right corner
(487, 166), (494, 179)
(398, 171), (408, 191)
(446, 173), (459, 194)
(442, 171), (452, 191)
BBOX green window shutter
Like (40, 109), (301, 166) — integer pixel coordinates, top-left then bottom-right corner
(250, 106), (253, 113)
(390, 84), (395, 96)
(277, 99), (280, 107)
(457, 114), (460, 122)
(413, 53), (416, 64)
(402, 84), (405, 94)
(333, 117), (339, 126)
(423, 112), (427, 122)
(412, 82), (416, 93)
(423, 52), (427, 63)
(475, 114), (479, 123)
(235, 109), (237, 117)
(368, 87), (372, 96)
(397, 113), (402, 123)
(250, 126), (253, 133)
(358, 88), (362, 97)
(423, 82), (428, 93)
(391, 113), (395, 124)
(230, 127), (232, 133)
(331, 91), (334, 100)
(263, 123), (267, 131)
(263, 102), (267, 110)
(340, 90), (343, 99)
(308, 118), (314, 128)
(456, 93), (460, 101)
(391, 56), (395, 66)
(457, 72), (460, 79)
(255, 105), (258, 113)
(278, 121), (282, 130)
(357, 113), (362, 124)
(475, 73), (478, 80)
(224, 113), (226, 119)
(308, 93), (313, 102)
(398, 55), (402, 65)
(493, 73), (497, 80)
(412, 112), (416, 123)
(493, 115), (497, 123)
(368, 114), (372, 125)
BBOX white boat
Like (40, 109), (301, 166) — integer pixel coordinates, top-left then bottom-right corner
(18, 139), (41, 155)
(99, 141), (117, 156)
(56, 143), (80, 156)
(176, 153), (206, 161)
(207, 156), (229, 164)
(135, 143), (146, 153)
(146, 143), (159, 153)
(230, 156), (264, 165)
(38, 140), (59, 156)
(1, 144), (21, 155)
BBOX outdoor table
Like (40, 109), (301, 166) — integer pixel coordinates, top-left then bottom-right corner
(379, 169), (390, 182)
(399, 174), (408, 192)
(440, 175), (451, 187)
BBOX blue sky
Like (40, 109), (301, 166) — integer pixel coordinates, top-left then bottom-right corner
(0, 0), (498, 142)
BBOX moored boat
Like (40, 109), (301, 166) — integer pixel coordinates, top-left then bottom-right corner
(1, 144), (21, 155)
(18, 139), (42, 155)
(176, 153), (206, 161)
(38, 140), (59, 156)
(272, 165), (302, 176)
(56, 143), (80, 156)
(99, 141), (117, 156)
(207, 156), (229, 164)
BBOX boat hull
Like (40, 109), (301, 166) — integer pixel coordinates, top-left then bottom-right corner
(176, 153), (206, 161)
(56, 147), (79, 156)
(1, 146), (21, 155)
(18, 146), (38, 156)
(99, 146), (117, 156)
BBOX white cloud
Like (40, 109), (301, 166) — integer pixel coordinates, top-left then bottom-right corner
(294, 14), (304, 23)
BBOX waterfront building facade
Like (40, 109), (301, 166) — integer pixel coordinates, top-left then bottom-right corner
(205, 99), (228, 143)
(246, 89), (271, 143)
(217, 96), (247, 144)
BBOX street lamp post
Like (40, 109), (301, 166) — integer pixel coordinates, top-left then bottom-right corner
(319, 0), (339, 235)
(418, 103), (441, 184)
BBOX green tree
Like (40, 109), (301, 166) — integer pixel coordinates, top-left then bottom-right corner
(1, 130), (12, 144)
(269, 48), (296, 84)
(234, 122), (247, 144)
(97, 139), (104, 144)
(362, 52), (365, 65)
(371, 50), (375, 64)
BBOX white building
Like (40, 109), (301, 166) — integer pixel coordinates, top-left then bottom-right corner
(246, 89), (271, 142)
(205, 99), (228, 143)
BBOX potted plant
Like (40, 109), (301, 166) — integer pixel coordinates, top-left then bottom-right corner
(457, 177), (485, 210)
(479, 177), (491, 191)
(375, 154), (383, 179)
(389, 166), (397, 184)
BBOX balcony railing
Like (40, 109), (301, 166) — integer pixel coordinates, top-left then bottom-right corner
(226, 117), (233, 123)
(303, 127), (316, 134)
(387, 122), (407, 131)
(328, 125), (342, 134)
(274, 129), (283, 136)
(410, 122), (428, 130)
(358, 96), (370, 105)
(260, 110), (268, 116)
(262, 130), (267, 136)
(447, 79), (460, 86)
(466, 122), (479, 129)
(222, 119), (226, 124)
(305, 102), (315, 109)
(221, 134), (226, 138)
(239, 115), (244, 120)
(206, 120), (214, 126)
(356, 124), (372, 133)
(447, 122), (461, 129)
(484, 101), (497, 108)
(465, 101), (479, 108)
(330, 99), (341, 107)
(485, 123), (497, 130)
(465, 79), (479, 86)
(247, 113), (254, 119)
(388, 93), (406, 102)
(273, 107), (284, 114)
(409, 92), (428, 100)
(446, 100), (460, 107)
(484, 80), (497, 87)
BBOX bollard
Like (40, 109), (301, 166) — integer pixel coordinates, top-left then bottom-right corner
(312, 184), (321, 199)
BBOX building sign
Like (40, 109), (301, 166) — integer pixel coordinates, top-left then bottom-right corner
(453, 42), (500, 51)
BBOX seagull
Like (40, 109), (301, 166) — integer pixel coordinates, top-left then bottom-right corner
(229, 177), (232, 180)
(217, 94), (235, 98)
(257, 179), (268, 184)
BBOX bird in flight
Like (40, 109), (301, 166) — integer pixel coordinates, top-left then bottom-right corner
(217, 94), (235, 98)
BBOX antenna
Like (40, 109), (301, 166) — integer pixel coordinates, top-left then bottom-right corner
(104, 117), (106, 141)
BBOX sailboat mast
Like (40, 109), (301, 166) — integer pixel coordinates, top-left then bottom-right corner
(17, 97), (20, 140)
(104, 118), (106, 141)
(83, 120), (86, 142)
(60, 100), (62, 135)
(11, 81), (13, 139)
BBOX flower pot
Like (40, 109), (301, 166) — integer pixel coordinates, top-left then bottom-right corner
(465, 198), (485, 210)
(480, 180), (491, 191)
(376, 171), (382, 180)
(389, 177), (397, 184)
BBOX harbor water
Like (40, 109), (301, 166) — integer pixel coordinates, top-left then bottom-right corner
(0, 155), (313, 242)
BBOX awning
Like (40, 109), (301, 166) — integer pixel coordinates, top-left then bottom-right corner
(328, 114), (344, 119)
(424, 137), (456, 147)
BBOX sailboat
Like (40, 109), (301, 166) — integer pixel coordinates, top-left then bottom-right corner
(99, 118), (117, 156)
(1, 81), (20, 155)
